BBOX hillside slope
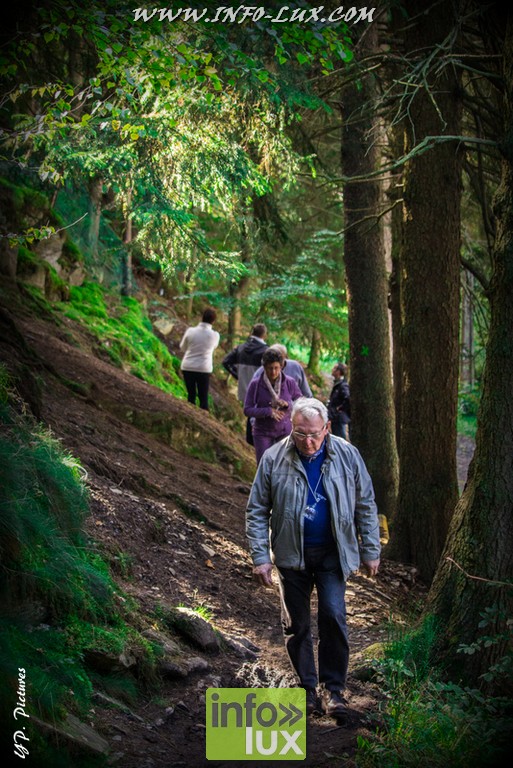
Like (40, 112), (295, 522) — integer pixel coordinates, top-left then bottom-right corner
(0, 278), (427, 768)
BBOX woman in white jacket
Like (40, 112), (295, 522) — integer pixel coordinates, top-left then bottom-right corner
(179, 307), (220, 411)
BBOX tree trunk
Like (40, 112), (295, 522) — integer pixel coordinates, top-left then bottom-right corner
(307, 327), (321, 375)
(386, 0), (463, 583)
(121, 188), (133, 297)
(227, 206), (251, 348)
(387, 122), (405, 458)
(341, 22), (399, 523)
(226, 275), (250, 348)
(87, 175), (103, 265)
(426, 8), (513, 695)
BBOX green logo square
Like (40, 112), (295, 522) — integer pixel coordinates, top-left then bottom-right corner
(206, 688), (306, 760)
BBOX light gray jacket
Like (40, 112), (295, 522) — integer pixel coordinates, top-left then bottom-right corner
(245, 433), (380, 581)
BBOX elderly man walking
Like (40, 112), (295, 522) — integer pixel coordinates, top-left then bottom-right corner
(245, 397), (380, 719)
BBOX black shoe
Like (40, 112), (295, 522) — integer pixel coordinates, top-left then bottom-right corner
(305, 688), (319, 716)
(323, 690), (348, 719)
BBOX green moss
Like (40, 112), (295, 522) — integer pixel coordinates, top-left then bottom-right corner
(0, 374), (158, 742)
(17, 245), (40, 269)
(17, 248), (68, 300)
(21, 283), (59, 319)
(59, 283), (187, 399)
(61, 238), (84, 264)
(0, 176), (48, 212)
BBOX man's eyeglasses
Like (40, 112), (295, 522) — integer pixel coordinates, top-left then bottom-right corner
(292, 425), (327, 441)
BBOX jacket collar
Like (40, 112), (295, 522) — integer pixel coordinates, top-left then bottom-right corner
(285, 432), (335, 461)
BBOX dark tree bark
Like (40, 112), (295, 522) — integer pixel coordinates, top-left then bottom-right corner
(387, 122), (405, 457)
(341, 22), (399, 523)
(426, 7), (513, 695)
(386, 0), (463, 583)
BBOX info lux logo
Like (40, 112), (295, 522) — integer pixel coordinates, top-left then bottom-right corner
(206, 688), (306, 760)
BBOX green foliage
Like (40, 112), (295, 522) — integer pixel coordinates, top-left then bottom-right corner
(0, 407), (110, 617)
(458, 387), (480, 417)
(178, 588), (215, 622)
(0, 619), (93, 722)
(246, 229), (347, 355)
(59, 282), (187, 399)
(457, 603), (513, 686)
(0, 0), (353, 326)
(356, 615), (513, 768)
(0, 369), (157, 753)
(457, 386), (480, 439)
(373, 615), (440, 689)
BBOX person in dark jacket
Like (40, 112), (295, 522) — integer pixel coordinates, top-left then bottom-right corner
(222, 323), (268, 444)
(244, 348), (302, 463)
(327, 363), (351, 440)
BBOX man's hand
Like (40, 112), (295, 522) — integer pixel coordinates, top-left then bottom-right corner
(253, 562), (274, 587)
(361, 559), (380, 577)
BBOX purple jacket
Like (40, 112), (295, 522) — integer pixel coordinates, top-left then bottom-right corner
(243, 372), (302, 438)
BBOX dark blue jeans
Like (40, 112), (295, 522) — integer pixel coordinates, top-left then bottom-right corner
(277, 545), (349, 692)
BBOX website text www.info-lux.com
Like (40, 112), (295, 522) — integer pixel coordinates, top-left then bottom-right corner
(132, 6), (376, 25)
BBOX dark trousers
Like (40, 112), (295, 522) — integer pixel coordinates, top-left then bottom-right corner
(277, 545), (349, 692)
(245, 417), (254, 446)
(331, 415), (350, 441)
(182, 370), (210, 410)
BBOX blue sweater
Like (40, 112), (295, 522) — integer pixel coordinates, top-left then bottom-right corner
(300, 444), (335, 547)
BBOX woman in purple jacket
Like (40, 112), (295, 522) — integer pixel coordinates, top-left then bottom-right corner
(244, 348), (303, 463)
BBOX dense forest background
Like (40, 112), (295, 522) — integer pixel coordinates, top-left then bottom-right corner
(1, 1), (512, 766)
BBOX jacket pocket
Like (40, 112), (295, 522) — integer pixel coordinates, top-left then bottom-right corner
(270, 516), (301, 567)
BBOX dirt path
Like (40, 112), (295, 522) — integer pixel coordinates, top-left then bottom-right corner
(87, 471), (424, 768)
(0, 292), (466, 766)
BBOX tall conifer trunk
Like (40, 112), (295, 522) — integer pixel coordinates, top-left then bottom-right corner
(341, 22), (398, 523)
(426, 7), (513, 694)
(387, 0), (463, 583)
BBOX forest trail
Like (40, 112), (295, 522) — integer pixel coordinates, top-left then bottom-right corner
(0, 284), (473, 767)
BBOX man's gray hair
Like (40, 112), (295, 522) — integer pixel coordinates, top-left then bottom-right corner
(291, 397), (328, 424)
(269, 343), (287, 358)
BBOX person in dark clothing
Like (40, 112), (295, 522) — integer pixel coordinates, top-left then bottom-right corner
(327, 363), (351, 440)
(222, 323), (268, 444)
